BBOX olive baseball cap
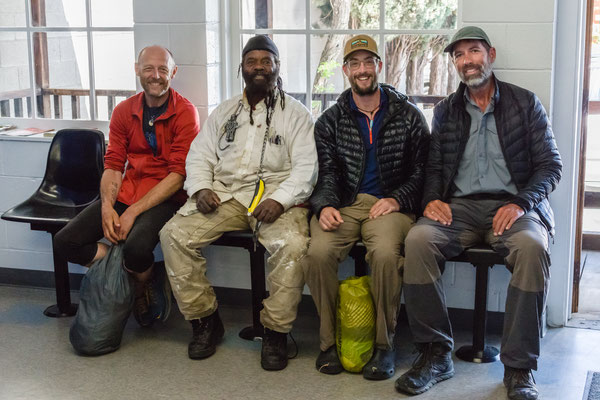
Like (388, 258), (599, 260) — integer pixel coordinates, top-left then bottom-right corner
(344, 34), (380, 61)
(444, 26), (493, 54)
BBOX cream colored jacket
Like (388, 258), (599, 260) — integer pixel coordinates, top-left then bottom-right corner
(179, 92), (317, 216)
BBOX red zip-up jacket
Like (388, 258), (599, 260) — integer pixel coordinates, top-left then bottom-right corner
(104, 88), (200, 207)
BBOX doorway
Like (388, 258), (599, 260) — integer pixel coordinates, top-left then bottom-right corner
(571, 0), (600, 329)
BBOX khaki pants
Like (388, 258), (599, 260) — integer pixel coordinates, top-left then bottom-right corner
(159, 198), (309, 333)
(303, 194), (415, 351)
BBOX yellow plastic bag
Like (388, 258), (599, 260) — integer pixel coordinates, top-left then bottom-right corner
(335, 275), (375, 372)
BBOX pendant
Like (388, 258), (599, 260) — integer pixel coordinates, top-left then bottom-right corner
(224, 117), (238, 142)
(149, 119), (154, 127)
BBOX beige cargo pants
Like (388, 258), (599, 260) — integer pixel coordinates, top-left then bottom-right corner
(303, 193), (415, 351)
(159, 198), (309, 333)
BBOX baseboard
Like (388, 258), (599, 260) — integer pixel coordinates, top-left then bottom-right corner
(0, 267), (504, 334)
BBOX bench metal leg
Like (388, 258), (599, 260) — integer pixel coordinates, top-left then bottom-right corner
(455, 263), (499, 363)
(44, 233), (78, 317)
(239, 245), (266, 341)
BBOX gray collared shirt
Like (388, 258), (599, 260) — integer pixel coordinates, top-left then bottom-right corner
(453, 86), (518, 197)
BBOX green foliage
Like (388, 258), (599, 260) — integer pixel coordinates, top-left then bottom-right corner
(314, 59), (341, 93)
(312, 0), (457, 30)
(350, 0), (379, 29)
(384, 0), (457, 30)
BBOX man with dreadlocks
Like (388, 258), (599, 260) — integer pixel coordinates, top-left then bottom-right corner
(160, 35), (317, 371)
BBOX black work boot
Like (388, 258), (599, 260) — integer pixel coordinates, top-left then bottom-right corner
(316, 345), (343, 375)
(503, 366), (539, 400)
(188, 310), (224, 359)
(261, 328), (288, 371)
(395, 343), (454, 395)
(363, 348), (396, 380)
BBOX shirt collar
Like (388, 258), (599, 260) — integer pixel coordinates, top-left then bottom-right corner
(463, 79), (499, 112)
(242, 89), (278, 112)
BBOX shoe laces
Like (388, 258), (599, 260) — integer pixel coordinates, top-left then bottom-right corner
(411, 344), (433, 370)
(192, 317), (212, 337)
(134, 283), (150, 313)
(509, 368), (536, 386)
(287, 332), (298, 359)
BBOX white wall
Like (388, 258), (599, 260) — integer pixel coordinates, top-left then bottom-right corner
(0, 0), (585, 325)
(133, 0), (222, 122)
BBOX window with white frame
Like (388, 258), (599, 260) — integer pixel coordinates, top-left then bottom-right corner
(0, 0), (135, 121)
(233, 0), (458, 116)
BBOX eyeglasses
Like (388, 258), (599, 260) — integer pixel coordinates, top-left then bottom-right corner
(345, 57), (379, 71)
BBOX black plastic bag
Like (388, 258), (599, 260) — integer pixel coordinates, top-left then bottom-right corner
(70, 244), (134, 356)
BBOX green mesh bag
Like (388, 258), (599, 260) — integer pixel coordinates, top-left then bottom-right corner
(335, 275), (375, 372)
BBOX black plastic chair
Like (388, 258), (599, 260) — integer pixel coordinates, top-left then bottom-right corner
(1, 129), (105, 317)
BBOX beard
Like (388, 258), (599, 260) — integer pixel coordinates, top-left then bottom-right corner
(242, 66), (279, 98)
(459, 61), (493, 89)
(348, 72), (379, 96)
(140, 78), (169, 99)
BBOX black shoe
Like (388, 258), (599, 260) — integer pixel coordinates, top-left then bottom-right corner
(316, 345), (343, 375)
(133, 280), (154, 328)
(395, 343), (454, 395)
(261, 328), (288, 371)
(147, 264), (172, 322)
(503, 366), (539, 400)
(363, 348), (396, 380)
(188, 310), (224, 359)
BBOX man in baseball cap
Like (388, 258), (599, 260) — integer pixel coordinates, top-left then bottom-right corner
(343, 34), (380, 61)
(304, 33), (429, 380)
(396, 25), (561, 400)
(443, 25), (493, 54)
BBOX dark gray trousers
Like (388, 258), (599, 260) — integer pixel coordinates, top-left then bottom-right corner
(403, 198), (550, 370)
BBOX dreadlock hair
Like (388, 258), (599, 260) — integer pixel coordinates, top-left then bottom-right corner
(238, 57), (286, 126)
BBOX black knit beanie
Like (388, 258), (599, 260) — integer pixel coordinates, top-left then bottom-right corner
(242, 35), (279, 58)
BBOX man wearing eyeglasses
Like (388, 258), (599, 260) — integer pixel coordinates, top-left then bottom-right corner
(304, 34), (430, 379)
(395, 27), (562, 400)
(159, 35), (317, 371)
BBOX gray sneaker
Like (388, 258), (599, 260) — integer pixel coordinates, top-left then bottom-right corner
(504, 366), (539, 400)
(395, 343), (454, 395)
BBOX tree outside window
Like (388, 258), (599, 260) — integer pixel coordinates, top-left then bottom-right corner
(239, 0), (458, 116)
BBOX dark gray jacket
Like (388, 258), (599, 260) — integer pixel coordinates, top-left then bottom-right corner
(310, 84), (430, 217)
(424, 77), (562, 235)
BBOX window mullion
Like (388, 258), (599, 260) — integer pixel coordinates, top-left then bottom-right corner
(25, 0), (37, 119)
(230, 0), (242, 96)
(380, 0), (386, 83)
(85, 0), (96, 120)
(305, 0), (311, 111)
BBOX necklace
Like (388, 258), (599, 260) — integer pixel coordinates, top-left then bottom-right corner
(356, 105), (380, 116)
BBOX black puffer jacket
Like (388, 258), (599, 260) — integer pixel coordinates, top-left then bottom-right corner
(424, 77), (562, 234)
(310, 84), (430, 217)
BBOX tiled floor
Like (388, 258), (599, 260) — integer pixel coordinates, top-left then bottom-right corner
(569, 251), (600, 329)
(1, 284), (600, 400)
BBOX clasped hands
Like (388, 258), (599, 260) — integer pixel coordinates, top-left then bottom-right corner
(195, 188), (283, 223)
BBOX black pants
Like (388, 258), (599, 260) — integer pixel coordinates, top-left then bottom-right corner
(55, 199), (178, 273)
